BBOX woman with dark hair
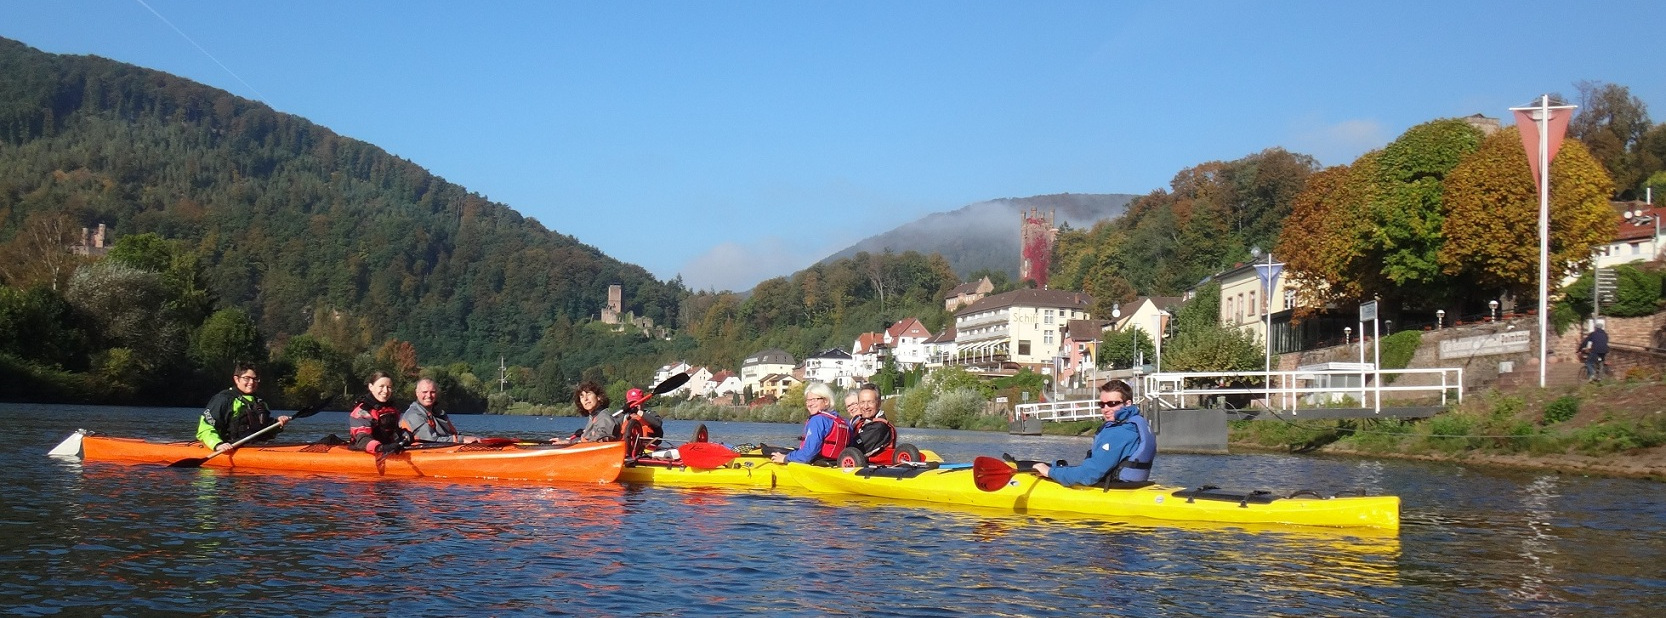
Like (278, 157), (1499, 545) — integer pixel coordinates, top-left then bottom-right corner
(553, 381), (619, 444)
(348, 371), (406, 455)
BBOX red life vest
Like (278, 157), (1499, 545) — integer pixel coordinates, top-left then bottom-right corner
(804, 410), (850, 460)
(850, 414), (897, 457)
(348, 398), (402, 447)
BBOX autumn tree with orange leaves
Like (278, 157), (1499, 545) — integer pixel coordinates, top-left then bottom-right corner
(1280, 117), (1615, 317)
(1441, 127), (1616, 299)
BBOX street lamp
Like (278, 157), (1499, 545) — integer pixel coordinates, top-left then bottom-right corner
(1343, 326), (1351, 346)
(1489, 300), (1500, 322)
(1385, 320), (1392, 335)
(1436, 309), (1445, 329)
(1153, 310), (1169, 373)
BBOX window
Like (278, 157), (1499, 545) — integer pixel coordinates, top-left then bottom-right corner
(1249, 291), (1257, 317)
(1044, 331), (1054, 345)
(1018, 340), (1031, 356)
(1044, 309), (1054, 324)
(1285, 289), (1295, 310)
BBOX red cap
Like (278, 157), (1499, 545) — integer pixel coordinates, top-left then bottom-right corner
(626, 388), (648, 406)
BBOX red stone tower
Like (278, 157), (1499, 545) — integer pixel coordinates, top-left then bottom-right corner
(1019, 207), (1056, 287)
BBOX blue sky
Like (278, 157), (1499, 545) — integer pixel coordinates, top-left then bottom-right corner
(4, 1), (1660, 292)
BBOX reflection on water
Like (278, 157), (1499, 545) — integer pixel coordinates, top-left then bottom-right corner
(4, 404), (1664, 616)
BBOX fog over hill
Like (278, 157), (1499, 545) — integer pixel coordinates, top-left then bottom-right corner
(821, 193), (1138, 280)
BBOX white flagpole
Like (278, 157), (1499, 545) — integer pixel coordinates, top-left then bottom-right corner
(1538, 94), (1550, 388)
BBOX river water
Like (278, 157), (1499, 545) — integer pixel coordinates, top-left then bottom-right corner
(3, 403), (1660, 616)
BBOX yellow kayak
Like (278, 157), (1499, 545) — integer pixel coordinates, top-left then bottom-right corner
(617, 455), (786, 488)
(788, 463), (1399, 530)
(616, 448), (941, 489)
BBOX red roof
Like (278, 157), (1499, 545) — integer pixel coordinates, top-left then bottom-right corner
(886, 317), (933, 340)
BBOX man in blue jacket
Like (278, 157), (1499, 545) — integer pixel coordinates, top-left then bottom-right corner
(1033, 380), (1155, 486)
(1579, 320), (1609, 379)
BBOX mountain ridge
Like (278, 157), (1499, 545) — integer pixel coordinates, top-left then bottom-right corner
(820, 192), (1137, 280)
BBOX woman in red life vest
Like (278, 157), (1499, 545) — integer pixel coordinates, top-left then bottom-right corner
(769, 381), (849, 464)
(349, 371), (406, 454)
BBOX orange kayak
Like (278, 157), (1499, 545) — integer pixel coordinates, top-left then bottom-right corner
(69, 433), (624, 483)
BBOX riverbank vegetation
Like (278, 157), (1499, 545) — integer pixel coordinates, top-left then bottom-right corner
(1230, 382), (1666, 480)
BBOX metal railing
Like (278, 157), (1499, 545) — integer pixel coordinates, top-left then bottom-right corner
(1013, 368), (1465, 422)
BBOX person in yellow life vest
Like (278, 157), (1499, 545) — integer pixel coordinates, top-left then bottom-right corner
(196, 363), (291, 451)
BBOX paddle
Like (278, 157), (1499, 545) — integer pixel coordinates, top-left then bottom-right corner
(972, 456), (1023, 492)
(675, 442), (742, 469)
(611, 371), (691, 418)
(169, 397), (334, 468)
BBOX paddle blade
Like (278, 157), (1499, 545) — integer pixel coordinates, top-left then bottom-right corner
(293, 394), (338, 419)
(167, 455), (211, 468)
(653, 372), (690, 395)
(678, 442), (739, 469)
(972, 456), (1017, 492)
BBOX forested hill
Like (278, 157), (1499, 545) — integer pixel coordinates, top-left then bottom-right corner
(821, 193), (1136, 280)
(0, 38), (684, 383)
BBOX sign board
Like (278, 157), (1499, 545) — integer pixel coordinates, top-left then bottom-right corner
(995, 396), (1008, 403)
(1359, 300), (1378, 322)
(1439, 331), (1532, 360)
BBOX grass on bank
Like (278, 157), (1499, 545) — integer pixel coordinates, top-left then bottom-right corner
(1232, 384), (1666, 458)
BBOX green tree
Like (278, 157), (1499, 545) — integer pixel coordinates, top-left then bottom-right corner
(65, 261), (188, 395)
(0, 284), (87, 369)
(1366, 119), (1485, 301)
(1099, 327), (1153, 370)
(190, 308), (265, 376)
(1569, 81), (1652, 196)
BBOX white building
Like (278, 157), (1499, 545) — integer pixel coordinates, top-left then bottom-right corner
(952, 289), (1092, 374)
(803, 348), (858, 389)
(739, 348), (795, 396)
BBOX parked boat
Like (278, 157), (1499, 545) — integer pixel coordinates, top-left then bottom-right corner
(788, 462), (1399, 529)
(58, 431), (625, 484)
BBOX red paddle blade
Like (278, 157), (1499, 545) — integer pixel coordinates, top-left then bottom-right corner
(678, 442), (740, 469)
(972, 456), (1017, 492)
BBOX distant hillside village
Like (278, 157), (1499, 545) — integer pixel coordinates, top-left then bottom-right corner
(645, 186), (1666, 405)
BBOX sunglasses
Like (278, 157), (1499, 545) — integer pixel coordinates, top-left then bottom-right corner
(1099, 399), (1126, 407)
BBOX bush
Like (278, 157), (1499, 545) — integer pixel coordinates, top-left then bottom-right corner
(1422, 412), (1478, 452)
(922, 388), (987, 429)
(1346, 418), (1416, 452)
(1542, 396), (1580, 425)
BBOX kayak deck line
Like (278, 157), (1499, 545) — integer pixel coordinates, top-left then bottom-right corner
(787, 463), (1401, 530)
(68, 431), (625, 483)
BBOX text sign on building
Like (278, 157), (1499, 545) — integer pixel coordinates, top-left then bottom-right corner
(1439, 330), (1532, 360)
(1359, 300), (1378, 322)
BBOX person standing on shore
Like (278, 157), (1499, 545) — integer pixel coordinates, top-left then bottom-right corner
(1579, 320), (1610, 379)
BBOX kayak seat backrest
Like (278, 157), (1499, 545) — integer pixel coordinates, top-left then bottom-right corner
(855, 465), (935, 480)
(300, 434), (348, 452)
(1098, 480), (1156, 491)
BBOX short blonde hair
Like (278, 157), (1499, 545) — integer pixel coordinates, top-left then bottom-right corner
(804, 381), (836, 404)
